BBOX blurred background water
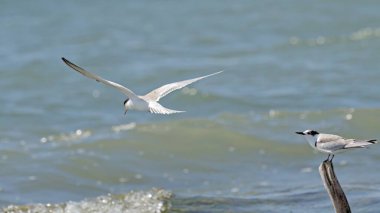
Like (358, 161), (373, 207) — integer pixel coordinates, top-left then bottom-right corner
(1, 0), (380, 212)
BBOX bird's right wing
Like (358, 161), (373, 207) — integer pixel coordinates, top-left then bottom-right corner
(143, 71), (223, 102)
(62, 58), (137, 98)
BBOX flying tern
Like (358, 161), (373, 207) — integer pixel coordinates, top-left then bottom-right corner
(62, 57), (222, 115)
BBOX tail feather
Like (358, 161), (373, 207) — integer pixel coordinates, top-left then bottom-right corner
(148, 102), (185, 115)
(367, 139), (377, 144)
(344, 139), (377, 149)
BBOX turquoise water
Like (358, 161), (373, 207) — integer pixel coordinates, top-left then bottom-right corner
(1, 1), (380, 212)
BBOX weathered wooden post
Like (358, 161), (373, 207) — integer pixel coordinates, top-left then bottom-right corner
(319, 161), (351, 213)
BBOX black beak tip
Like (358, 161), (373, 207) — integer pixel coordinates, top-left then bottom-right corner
(295, 132), (304, 135)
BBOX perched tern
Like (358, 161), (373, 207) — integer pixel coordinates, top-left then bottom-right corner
(61, 57), (222, 115)
(296, 129), (377, 162)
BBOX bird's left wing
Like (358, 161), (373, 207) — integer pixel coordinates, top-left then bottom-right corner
(142, 71), (223, 102)
(62, 57), (137, 99)
(344, 139), (377, 148)
(317, 134), (343, 143)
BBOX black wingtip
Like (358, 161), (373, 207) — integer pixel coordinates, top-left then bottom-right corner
(368, 139), (377, 144)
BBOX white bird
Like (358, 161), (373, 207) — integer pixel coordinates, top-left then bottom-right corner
(296, 129), (377, 161)
(62, 57), (222, 115)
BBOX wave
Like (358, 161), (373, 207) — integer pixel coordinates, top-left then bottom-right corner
(2, 189), (172, 213)
(288, 27), (380, 47)
(38, 107), (380, 145)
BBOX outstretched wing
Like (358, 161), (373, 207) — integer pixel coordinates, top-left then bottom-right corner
(62, 57), (137, 98)
(143, 71), (223, 102)
(148, 102), (185, 115)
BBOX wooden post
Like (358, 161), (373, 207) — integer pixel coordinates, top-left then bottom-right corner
(319, 161), (351, 213)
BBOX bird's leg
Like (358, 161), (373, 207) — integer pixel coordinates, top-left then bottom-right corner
(330, 154), (335, 162)
(325, 154), (331, 162)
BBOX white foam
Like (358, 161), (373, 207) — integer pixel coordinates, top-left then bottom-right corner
(2, 189), (172, 213)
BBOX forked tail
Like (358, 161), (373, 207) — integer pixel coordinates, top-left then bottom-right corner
(148, 102), (185, 115)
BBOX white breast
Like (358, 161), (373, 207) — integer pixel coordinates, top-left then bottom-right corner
(126, 98), (150, 111)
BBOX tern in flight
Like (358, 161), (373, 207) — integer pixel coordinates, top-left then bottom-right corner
(62, 57), (222, 115)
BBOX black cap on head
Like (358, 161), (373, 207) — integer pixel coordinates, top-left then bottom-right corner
(296, 130), (319, 136)
(309, 130), (319, 136)
(123, 98), (129, 105)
